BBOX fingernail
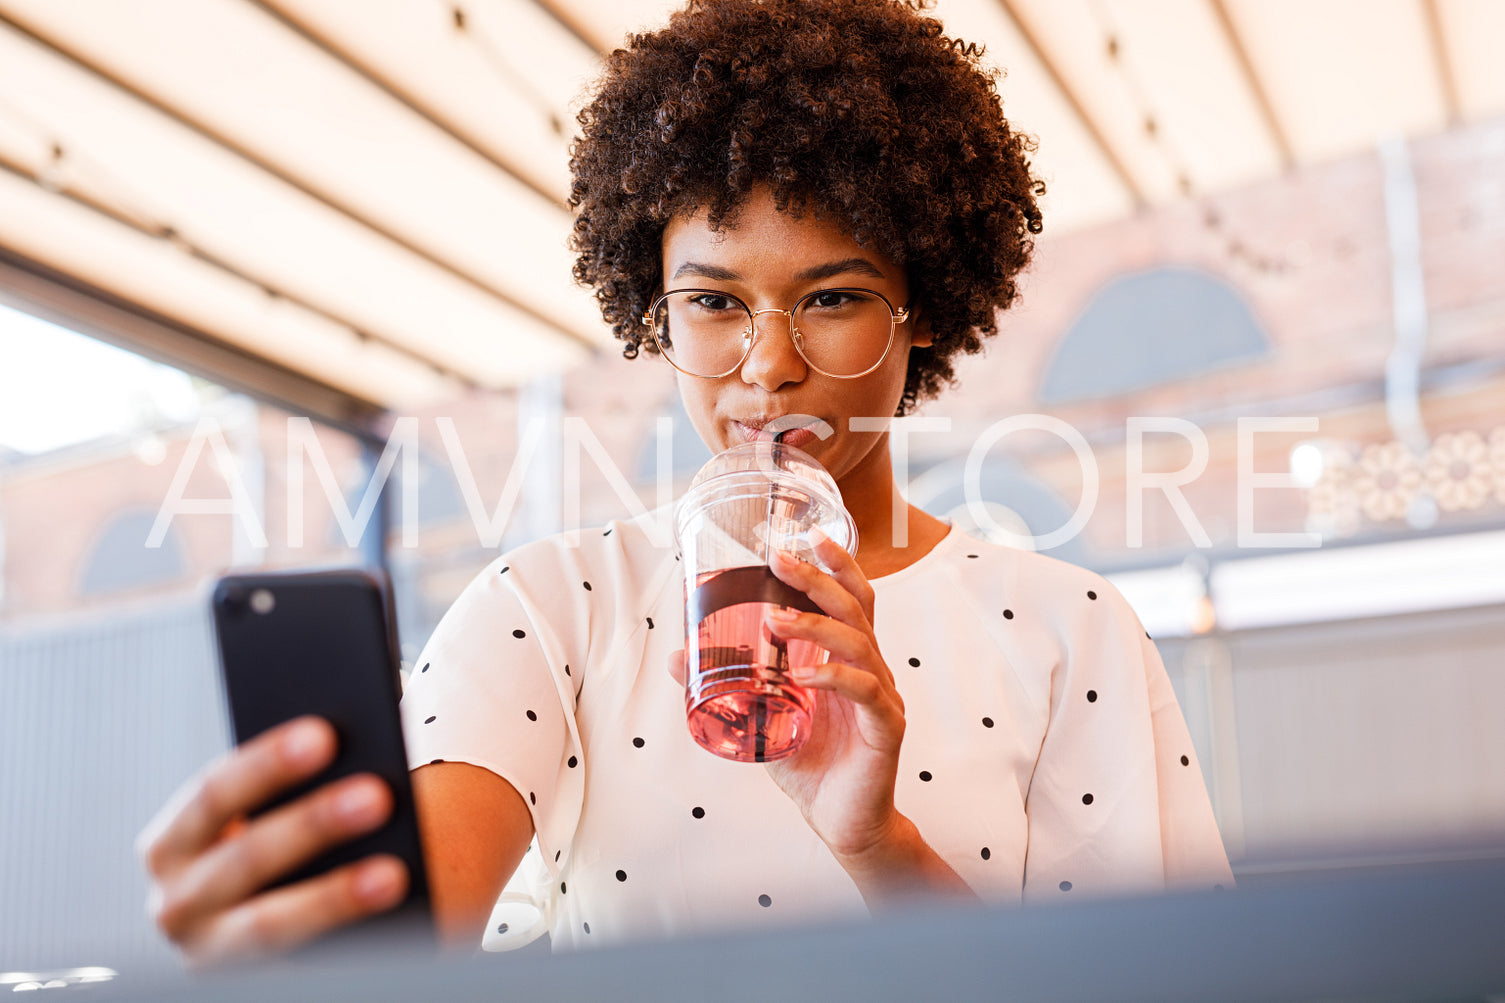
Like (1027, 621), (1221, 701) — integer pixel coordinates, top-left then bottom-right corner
(334, 781), (385, 826)
(766, 607), (798, 622)
(790, 665), (817, 681)
(354, 857), (404, 905)
(282, 720), (328, 767)
(773, 550), (799, 566)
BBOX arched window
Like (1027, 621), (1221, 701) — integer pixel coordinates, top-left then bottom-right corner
(1040, 267), (1270, 404)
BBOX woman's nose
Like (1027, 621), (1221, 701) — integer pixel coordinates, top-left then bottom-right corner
(738, 310), (807, 390)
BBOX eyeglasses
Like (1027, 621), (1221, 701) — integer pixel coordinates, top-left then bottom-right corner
(641, 287), (911, 379)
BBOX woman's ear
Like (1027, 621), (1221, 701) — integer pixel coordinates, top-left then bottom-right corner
(909, 308), (935, 349)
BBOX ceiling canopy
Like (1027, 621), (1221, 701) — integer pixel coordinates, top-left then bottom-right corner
(0, 0), (1500, 412)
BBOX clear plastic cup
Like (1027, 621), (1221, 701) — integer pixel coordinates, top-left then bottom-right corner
(674, 440), (858, 762)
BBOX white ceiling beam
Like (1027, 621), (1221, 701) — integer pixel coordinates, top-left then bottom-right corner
(1220, 0), (1448, 167)
(0, 167), (460, 411)
(0, 147), (474, 387)
(1420, 0), (1463, 128)
(250, 0), (568, 210)
(996, 0), (1147, 208)
(1207, 0), (1295, 171)
(0, 16), (589, 389)
(0, 245), (394, 434)
(0, 5), (600, 352)
(527, 0), (609, 56)
(1436, 0), (1505, 122)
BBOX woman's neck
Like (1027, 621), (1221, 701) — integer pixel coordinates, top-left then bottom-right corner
(836, 433), (951, 580)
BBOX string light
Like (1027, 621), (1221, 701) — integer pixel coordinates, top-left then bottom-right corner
(1086, 0), (1295, 277)
(448, 3), (567, 137)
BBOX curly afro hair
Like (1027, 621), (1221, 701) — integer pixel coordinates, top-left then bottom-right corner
(569, 0), (1044, 415)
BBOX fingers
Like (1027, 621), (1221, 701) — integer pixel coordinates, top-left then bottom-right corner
(181, 854), (409, 967)
(667, 648), (687, 686)
(769, 549), (871, 632)
(156, 774), (394, 937)
(791, 660), (906, 741)
(765, 606), (901, 715)
(808, 529), (876, 619)
(765, 605), (875, 668)
(139, 716), (336, 880)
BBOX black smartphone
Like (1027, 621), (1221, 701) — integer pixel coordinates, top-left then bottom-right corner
(209, 567), (432, 943)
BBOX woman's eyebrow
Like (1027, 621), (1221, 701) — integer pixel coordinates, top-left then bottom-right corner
(794, 257), (887, 282)
(669, 257), (887, 282)
(671, 261), (740, 280)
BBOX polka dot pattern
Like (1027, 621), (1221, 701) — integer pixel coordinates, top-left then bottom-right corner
(403, 517), (1236, 946)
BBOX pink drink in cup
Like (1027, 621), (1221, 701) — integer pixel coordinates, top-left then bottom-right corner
(675, 440), (857, 762)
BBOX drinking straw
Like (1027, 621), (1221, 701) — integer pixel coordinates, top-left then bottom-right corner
(756, 430), (795, 762)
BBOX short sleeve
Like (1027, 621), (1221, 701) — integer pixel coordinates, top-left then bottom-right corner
(1142, 629), (1235, 889)
(399, 552), (585, 866)
(1022, 577), (1233, 899)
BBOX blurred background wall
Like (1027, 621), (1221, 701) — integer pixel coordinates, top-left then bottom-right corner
(2, 0), (1503, 983)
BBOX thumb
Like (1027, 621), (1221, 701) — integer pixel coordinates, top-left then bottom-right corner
(667, 649), (687, 687)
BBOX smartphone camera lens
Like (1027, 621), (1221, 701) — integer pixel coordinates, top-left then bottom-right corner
(249, 588), (276, 616)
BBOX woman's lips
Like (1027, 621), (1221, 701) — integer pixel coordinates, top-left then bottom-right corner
(735, 421), (819, 448)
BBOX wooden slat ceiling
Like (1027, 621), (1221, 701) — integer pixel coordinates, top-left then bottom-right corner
(0, 0), (1500, 410)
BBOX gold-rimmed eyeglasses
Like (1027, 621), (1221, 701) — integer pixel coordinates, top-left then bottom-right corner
(641, 287), (911, 379)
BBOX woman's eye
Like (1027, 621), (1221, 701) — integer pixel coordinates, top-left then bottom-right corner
(689, 294), (736, 311)
(810, 291), (855, 309)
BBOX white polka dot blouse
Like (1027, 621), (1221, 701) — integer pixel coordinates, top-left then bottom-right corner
(400, 514), (1234, 951)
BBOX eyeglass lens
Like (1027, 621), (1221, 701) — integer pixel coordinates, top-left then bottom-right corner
(650, 290), (895, 377)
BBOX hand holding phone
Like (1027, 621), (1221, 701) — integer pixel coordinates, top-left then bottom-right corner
(136, 568), (432, 965)
(138, 716), (410, 965)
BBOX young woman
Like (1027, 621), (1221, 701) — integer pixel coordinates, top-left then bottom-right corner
(139, 0), (1232, 963)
